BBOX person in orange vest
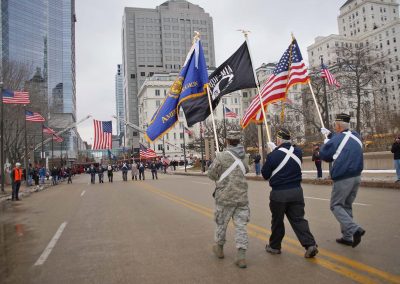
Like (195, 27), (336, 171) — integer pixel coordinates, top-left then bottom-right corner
(11, 162), (23, 201)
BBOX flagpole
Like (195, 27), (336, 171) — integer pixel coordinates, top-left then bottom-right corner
(223, 104), (227, 148)
(307, 81), (326, 132)
(320, 55), (330, 129)
(206, 86), (220, 153)
(24, 106), (29, 187)
(0, 82), (4, 192)
(51, 135), (54, 168)
(200, 122), (205, 173)
(239, 30), (271, 142)
(41, 123), (44, 163)
(182, 127), (187, 172)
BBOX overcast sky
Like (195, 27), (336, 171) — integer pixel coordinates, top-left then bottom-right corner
(76, 0), (342, 142)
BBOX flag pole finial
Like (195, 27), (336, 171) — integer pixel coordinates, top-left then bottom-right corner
(237, 29), (251, 38)
(291, 32), (295, 41)
(193, 31), (200, 44)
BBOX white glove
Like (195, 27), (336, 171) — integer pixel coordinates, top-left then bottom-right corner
(324, 138), (330, 144)
(321, 127), (331, 136)
(267, 142), (277, 151)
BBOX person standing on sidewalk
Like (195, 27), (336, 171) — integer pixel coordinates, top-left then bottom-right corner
(254, 154), (261, 176)
(207, 130), (250, 269)
(11, 162), (23, 201)
(39, 166), (46, 185)
(312, 144), (323, 179)
(391, 135), (400, 183)
(320, 113), (365, 248)
(262, 128), (318, 259)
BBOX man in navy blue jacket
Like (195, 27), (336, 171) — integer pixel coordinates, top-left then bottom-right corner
(262, 128), (318, 258)
(320, 113), (365, 248)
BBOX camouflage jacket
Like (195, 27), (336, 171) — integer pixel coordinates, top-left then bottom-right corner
(207, 145), (249, 207)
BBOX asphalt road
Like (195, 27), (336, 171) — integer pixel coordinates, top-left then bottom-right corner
(0, 172), (399, 284)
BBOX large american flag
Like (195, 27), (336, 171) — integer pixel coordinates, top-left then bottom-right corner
(241, 39), (309, 128)
(93, 120), (112, 150)
(224, 106), (238, 118)
(321, 64), (340, 88)
(140, 143), (157, 159)
(25, 110), (45, 122)
(42, 125), (56, 135)
(2, 89), (30, 104)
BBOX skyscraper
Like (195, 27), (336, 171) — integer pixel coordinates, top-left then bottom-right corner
(122, 0), (215, 149)
(1, 0), (77, 158)
(115, 64), (125, 138)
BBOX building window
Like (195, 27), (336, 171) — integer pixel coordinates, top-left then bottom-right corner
(243, 92), (248, 98)
(158, 144), (163, 151)
(140, 72), (145, 76)
(155, 89), (160, 96)
(131, 74), (136, 79)
(173, 133), (176, 139)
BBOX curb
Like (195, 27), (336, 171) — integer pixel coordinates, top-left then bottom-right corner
(170, 172), (400, 190)
(0, 183), (54, 203)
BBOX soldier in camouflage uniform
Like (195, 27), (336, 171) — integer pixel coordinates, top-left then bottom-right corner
(207, 130), (250, 268)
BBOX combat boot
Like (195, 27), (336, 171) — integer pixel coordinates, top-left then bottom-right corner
(212, 244), (224, 259)
(235, 248), (247, 268)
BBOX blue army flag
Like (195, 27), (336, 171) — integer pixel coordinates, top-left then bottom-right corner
(145, 39), (208, 142)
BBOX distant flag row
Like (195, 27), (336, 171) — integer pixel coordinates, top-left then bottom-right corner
(42, 125), (63, 143)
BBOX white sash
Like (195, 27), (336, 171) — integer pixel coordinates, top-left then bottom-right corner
(217, 151), (246, 183)
(332, 131), (363, 161)
(271, 146), (302, 178)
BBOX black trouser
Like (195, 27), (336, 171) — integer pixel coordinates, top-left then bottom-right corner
(139, 170), (145, 180)
(68, 176), (72, 184)
(152, 170), (158, 180)
(90, 174), (95, 184)
(315, 161), (322, 178)
(269, 199), (316, 250)
(108, 173), (113, 182)
(122, 171), (127, 181)
(98, 174), (103, 183)
(12, 181), (21, 200)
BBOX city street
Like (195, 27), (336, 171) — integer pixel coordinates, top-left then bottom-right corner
(0, 173), (399, 284)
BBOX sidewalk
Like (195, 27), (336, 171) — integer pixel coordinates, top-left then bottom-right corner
(0, 181), (53, 203)
(171, 168), (400, 189)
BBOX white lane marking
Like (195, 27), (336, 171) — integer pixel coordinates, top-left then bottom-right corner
(304, 196), (370, 206)
(81, 190), (86, 197)
(34, 222), (68, 266)
(192, 181), (211, 185)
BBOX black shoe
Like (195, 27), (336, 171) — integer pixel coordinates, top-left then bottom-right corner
(352, 228), (366, 248)
(265, 245), (281, 255)
(336, 238), (353, 246)
(305, 245), (319, 258)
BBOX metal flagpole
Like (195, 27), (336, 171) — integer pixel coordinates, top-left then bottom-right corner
(0, 82), (4, 192)
(200, 122), (205, 173)
(223, 103), (227, 148)
(182, 127), (187, 172)
(24, 106), (29, 187)
(320, 56), (330, 129)
(41, 123), (44, 163)
(308, 81), (326, 131)
(51, 135), (54, 168)
(239, 30), (271, 142)
(206, 86), (220, 152)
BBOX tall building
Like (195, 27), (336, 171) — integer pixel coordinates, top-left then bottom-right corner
(115, 64), (125, 138)
(308, 0), (400, 135)
(1, 0), (77, 159)
(122, 0), (215, 149)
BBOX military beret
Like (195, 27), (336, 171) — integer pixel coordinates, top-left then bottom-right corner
(335, 113), (351, 123)
(226, 130), (241, 140)
(277, 128), (291, 140)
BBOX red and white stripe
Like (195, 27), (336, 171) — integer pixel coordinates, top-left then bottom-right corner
(53, 135), (64, 143)
(43, 126), (56, 135)
(140, 150), (157, 159)
(93, 120), (112, 150)
(241, 62), (308, 128)
(321, 69), (340, 88)
(2, 91), (30, 104)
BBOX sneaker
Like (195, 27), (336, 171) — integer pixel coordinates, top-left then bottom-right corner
(352, 228), (366, 248)
(336, 238), (353, 246)
(304, 246), (318, 258)
(265, 245), (281, 255)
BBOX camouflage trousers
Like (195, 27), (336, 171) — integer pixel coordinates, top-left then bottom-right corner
(214, 204), (250, 250)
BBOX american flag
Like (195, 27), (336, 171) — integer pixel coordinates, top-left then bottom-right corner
(140, 143), (157, 159)
(224, 106), (238, 118)
(321, 64), (340, 88)
(2, 89), (30, 104)
(53, 135), (64, 143)
(42, 125), (56, 135)
(241, 39), (309, 128)
(93, 120), (112, 150)
(25, 110), (45, 122)
(184, 127), (193, 135)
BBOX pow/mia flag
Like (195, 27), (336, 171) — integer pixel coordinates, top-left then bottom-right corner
(181, 41), (257, 127)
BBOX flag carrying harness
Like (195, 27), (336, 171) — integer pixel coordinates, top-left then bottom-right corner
(332, 131), (363, 163)
(271, 146), (302, 178)
(217, 151), (246, 183)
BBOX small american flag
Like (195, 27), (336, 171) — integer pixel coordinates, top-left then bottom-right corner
(2, 89), (30, 104)
(25, 110), (45, 122)
(241, 39), (309, 128)
(321, 64), (340, 88)
(53, 135), (64, 143)
(43, 125), (56, 135)
(184, 127), (193, 135)
(140, 143), (157, 159)
(224, 106), (238, 118)
(93, 120), (112, 150)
